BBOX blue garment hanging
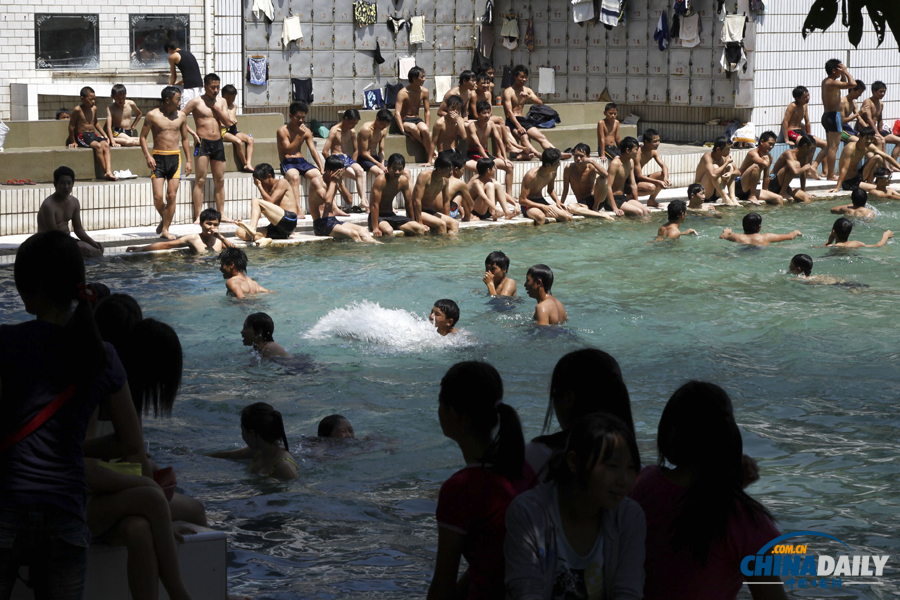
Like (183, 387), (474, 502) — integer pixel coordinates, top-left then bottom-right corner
(654, 11), (670, 50)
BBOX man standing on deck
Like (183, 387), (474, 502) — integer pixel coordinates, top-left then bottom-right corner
(166, 41), (204, 111)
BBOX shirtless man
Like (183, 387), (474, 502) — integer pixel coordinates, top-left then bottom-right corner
(431, 95), (467, 159)
(519, 148), (574, 226)
(438, 71), (477, 120)
(368, 153), (429, 237)
(411, 153), (459, 233)
(782, 86), (825, 179)
(561, 143), (615, 220)
(234, 163), (300, 246)
(503, 65), (559, 157)
(465, 100), (515, 196)
(472, 73), (529, 159)
(324, 108), (369, 210)
(444, 152), (478, 221)
(656, 200), (698, 240)
(831, 128), (900, 192)
(821, 59), (858, 179)
(105, 84), (143, 148)
(140, 86), (193, 239)
(308, 156), (378, 242)
(840, 80), (866, 142)
(220, 248), (270, 299)
(637, 129), (671, 204)
(468, 158), (516, 220)
(277, 100), (328, 219)
(823, 217), (893, 248)
(720, 213), (802, 246)
(220, 84), (255, 173)
(607, 138), (653, 217)
(67, 86), (116, 181)
(183, 73), (235, 221)
(695, 137), (739, 205)
(768, 135), (815, 203)
(126, 208), (235, 254)
(37, 166), (104, 257)
(525, 264), (567, 325)
(831, 188), (874, 218)
(395, 66), (433, 163)
(868, 167), (900, 199)
(357, 108), (392, 179)
(858, 81), (900, 161)
(686, 183), (719, 215)
(734, 131), (785, 205)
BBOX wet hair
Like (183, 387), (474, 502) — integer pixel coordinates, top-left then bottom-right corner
(56, 108), (70, 119)
(658, 381), (774, 565)
(604, 102), (618, 112)
(667, 199), (687, 220)
(253, 163), (275, 180)
(742, 212), (762, 234)
(163, 39), (179, 51)
(527, 264), (554, 292)
(161, 86), (181, 102)
(245, 312), (275, 342)
(343, 108), (360, 120)
(825, 58), (841, 76)
(433, 299), (460, 326)
(199, 208), (221, 223)
(872, 81), (886, 93)
(324, 154), (344, 172)
(119, 319), (182, 418)
(14, 231), (106, 381)
(687, 183), (704, 199)
(434, 153), (453, 171)
(874, 167), (891, 179)
(445, 94), (464, 111)
(387, 153), (406, 169)
(713, 136), (730, 151)
(476, 157), (495, 175)
(791, 254), (813, 276)
(485, 250), (510, 272)
(203, 73), (220, 86)
(221, 84), (237, 96)
(759, 131), (777, 143)
(792, 85), (809, 100)
(541, 147), (561, 166)
(851, 187), (868, 207)
(408, 66), (425, 82)
(318, 414), (348, 437)
(476, 99), (492, 114)
(111, 84), (127, 97)
(439, 361), (526, 481)
(642, 128), (660, 142)
(858, 126), (877, 140)
(95, 294), (143, 351)
(80, 86), (95, 98)
(549, 412), (640, 489)
(512, 64), (529, 77)
(796, 134), (812, 148)
(447, 150), (465, 171)
(241, 402), (290, 451)
(290, 100), (309, 115)
(54, 166), (76, 184)
(833, 217), (853, 241)
(854, 80), (866, 92)
(376, 108), (393, 123)
(477, 73), (492, 84)
(219, 247), (248, 272)
(619, 137), (639, 153)
(459, 70), (475, 84)
(573, 142), (591, 155)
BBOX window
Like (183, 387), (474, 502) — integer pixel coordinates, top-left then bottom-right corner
(130, 15), (190, 69)
(35, 14), (100, 69)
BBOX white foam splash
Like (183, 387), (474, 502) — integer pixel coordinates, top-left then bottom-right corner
(304, 300), (472, 351)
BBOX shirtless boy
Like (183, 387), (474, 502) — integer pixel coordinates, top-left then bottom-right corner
(597, 103), (621, 160)
(220, 248), (269, 298)
(561, 143), (615, 220)
(140, 86), (193, 239)
(445, 152), (478, 221)
(438, 71), (477, 121)
(831, 188), (874, 218)
(411, 153), (459, 233)
(782, 86), (825, 179)
(184, 73), (235, 221)
(324, 108), (369, 210)
(520, 148), (573, 226)
(824, 217), (893, 248)
(277, 100), (328, 219)
(686, 183), (719, 215)
(503, 65), (559, 157)
(768, 134), (815, 203)
(607, 138), (653, 216)
(695, 137), (739, 205)
(720, 213), (802, 246)
(429, 299), (460, 336)
(357, 108), (392, 179)
(734, 131), (785, 205)
(473, 73), (529, 159)
(469, 158), (516, 220)
(37, 166), (104, 258)
(821, 59), (858, 179)
(368, 153), (429, 237)
(431, 95), (467, 159)
(220, 84), (255, 173)
(126, 208), (235, 254)
(840, 80), (866, 142)
(67, 87), (116, 181)
(105, 84), (143, 148)
(868, 167), (900, 199)
(395, 66), (433, 163)
(241, 312), (291, 359)
(525, 264), (567, 325)
(483, 251), (517, 297)
(637, 129), (671, 203)
(656, 200), (698, 240)
(465, 100), (514, 196)
(832, 128), (900, 192)
(859, 81), (900, 160)
(308, 156), (378, 242)
(234, 163), (300, 246)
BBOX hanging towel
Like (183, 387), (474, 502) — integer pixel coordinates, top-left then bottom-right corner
(721, 42), (746, 75)
(409, 16), (426, 44)
(653, 11), (669, 50)
(435, 76), (453, 99)
(721, 14), (746, 44)
(291, 78), (313, 102)
(573, 0), (594, 23)
(363, 88), (384, 110)
(282, 16), (304, 47)
(354, 0), (378, 26)
(399, 56), (417, 79)
(679, 13), (701, 47)
(538, 67), (555, 94)
(248, 57), (268, 85)
(478, 24), (494, 56)
(525, 19), (534, 51)
(252, 0), (274, 21)
(600, 0), (621, 26)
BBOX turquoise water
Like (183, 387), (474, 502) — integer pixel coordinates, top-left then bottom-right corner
(2, 200), (899, 599)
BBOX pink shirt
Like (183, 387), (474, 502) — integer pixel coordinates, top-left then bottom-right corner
(630, 465), (780, 600)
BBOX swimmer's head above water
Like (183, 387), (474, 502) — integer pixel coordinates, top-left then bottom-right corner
(430, 299), (460, 336)
(789, 254), (813, 277)
(318, 414), (355, 439)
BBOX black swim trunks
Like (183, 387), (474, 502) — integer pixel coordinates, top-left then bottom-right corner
(403, 117), (424, 126)
(422, 208), (440, 217)
(577, 194), (596, 209)
(151, 151), (182, 180)
(507, 117), (539, 132)
(281, 157), (317, 176)
(313, 216), (341, 237)
(220, 124), (239, 137)
(358, 159), (384, 172)
(821, 111), (842, 134)
(266, 211), (298, 239)
(113, 127), (136, 137)
(604, 145), (622, 160)
(194, 137), (226, 162)
(735, 176), (752, 201)
(76, 132), (108, 148)
(521, 196), (549, 217)
(841, 172), (862, 191)
(768, 172), (782, 195)
(370, 213), (412, 231)
(473, 208), (492, 220)
(600, 195), (629, 212)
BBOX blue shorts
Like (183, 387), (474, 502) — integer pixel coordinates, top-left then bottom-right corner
(313, 216), (341, 237)
(281, 157), (316, 176)
(335, 154), (356, 168)
(359, 159), (385, 172)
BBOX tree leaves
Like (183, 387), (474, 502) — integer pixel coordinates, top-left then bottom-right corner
(803, 0), (900, 52)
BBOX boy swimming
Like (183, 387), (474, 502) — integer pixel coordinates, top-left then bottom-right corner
(867, 168), (900, 199)
(831, 188), (874, 218)
(822, 218), (893, 248)
(241, 312), (291, 359)
(525, 264), (567, 325)
(656, 200), (698, 240)
(220, 247), (270, 298)
(720, 213), (803, 246)
(483, 251), (517, 297)
(429, 299), (460, 336)
(318, 415), (355, 439)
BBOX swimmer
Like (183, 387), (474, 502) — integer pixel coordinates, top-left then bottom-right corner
(831, 188), (874, 218)
(597, 103), (621, 160)
(469, 158), (516, 220)
(685, 183), (719, 215)
(37, 166), (105, 258)
(720, 213), (802, 247)
(656, 200), (698, 240)
(867, 168), (900, 199)
(822, 217), (893, 248)
(520, 148), (574, 226)
(234, 163), (300, 246)
(695, 137), (739, 205)
(734, 131), (785, 205)
(483, 250), (517, 297)
(429, 299), (460, 336)
(207, 402), (299, 480)
(127, 208), (234, 254)
(318, 415), (355, 439)
(525, 264), (567, 325)
(241, 312), (291, 359)
(219, 247), (270, 298)
(560, 143), (615, 220)
(788, 253), (845, 286)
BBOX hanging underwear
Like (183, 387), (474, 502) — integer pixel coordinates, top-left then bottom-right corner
(388, 15), (409, 39)
(248, 57), (268, 85)
(482, 0), (493, 24)
(354, 0), (377, 26)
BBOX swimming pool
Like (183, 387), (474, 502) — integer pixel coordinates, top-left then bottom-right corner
(2, 200), (899, 599)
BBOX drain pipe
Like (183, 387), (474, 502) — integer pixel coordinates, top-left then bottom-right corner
(205, 0), (213, 72)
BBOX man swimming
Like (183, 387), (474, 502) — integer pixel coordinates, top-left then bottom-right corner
(720, 213), (802, 246)
(867, 168), (900, 199)
(220, 247), (270, 298)
(831, 188), (874, 218)
(656, 200), (698, 240)
(822, 218), (893, 248)
(483, 251), (517, 297)
(525, 264), (567, 325)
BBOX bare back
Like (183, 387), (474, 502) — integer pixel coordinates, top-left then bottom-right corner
(535, 296), (567, 325)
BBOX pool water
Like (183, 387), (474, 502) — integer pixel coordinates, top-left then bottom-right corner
(2, 200), (899, 599)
